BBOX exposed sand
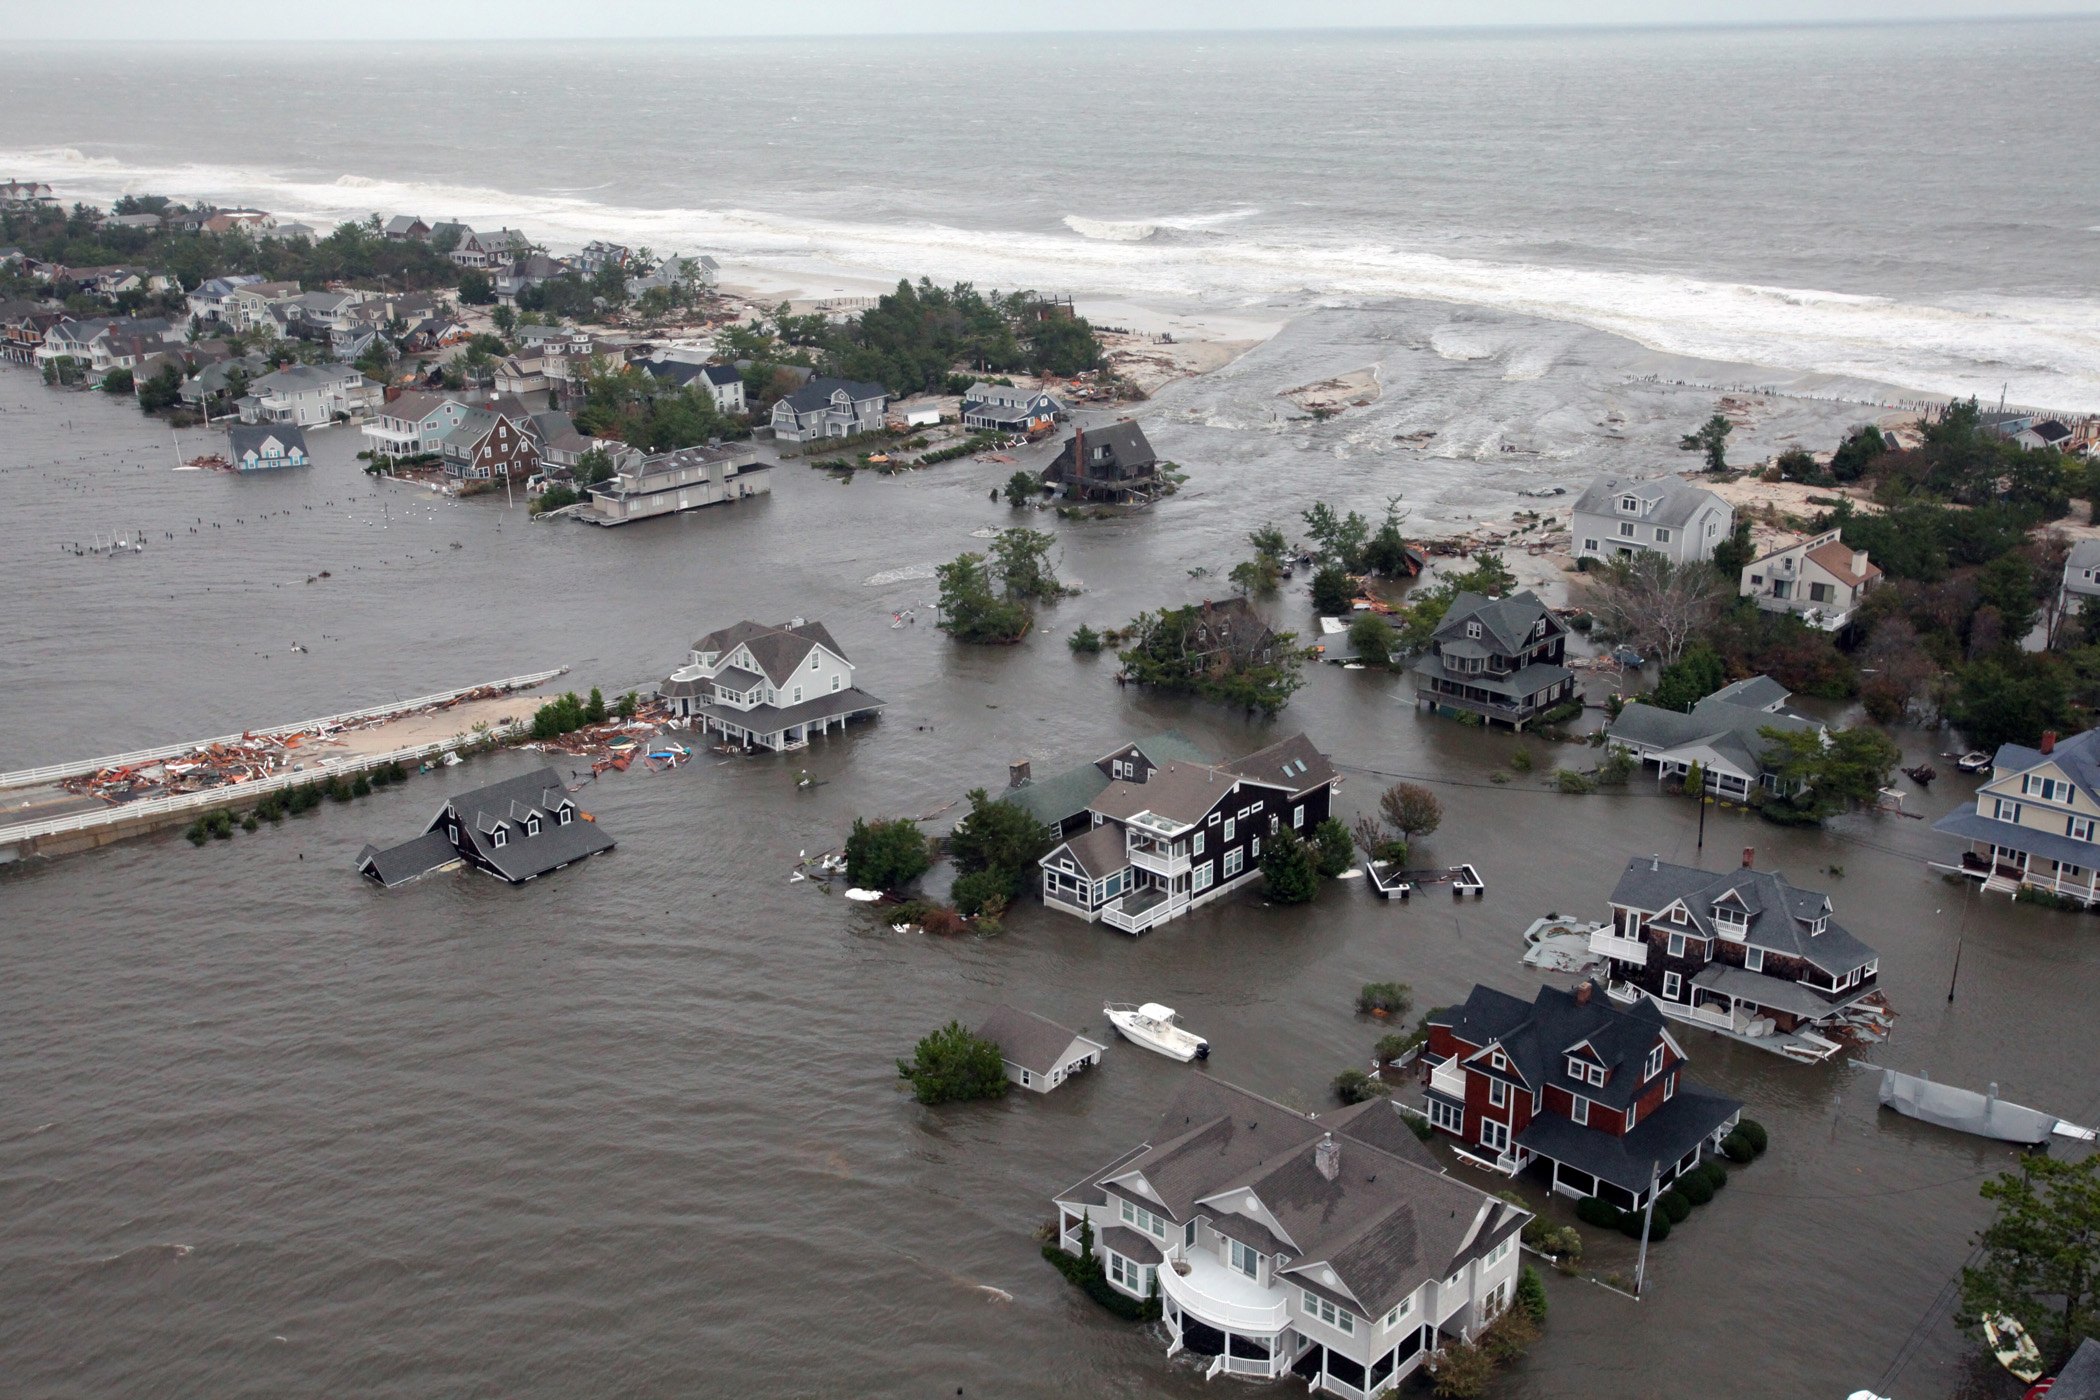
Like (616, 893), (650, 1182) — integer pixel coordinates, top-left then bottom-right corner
(1283, 367), (1382, 414)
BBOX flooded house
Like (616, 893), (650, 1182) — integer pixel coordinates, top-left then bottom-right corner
(1409, 590), (1574, 731)
(1003, 730), (1213, 837)
(1421, 981), (1742, 1210)
(976, 1003), (1103, 1093)
(1603, 674), (1822, 801)
(656, 619), (884, 751)
(1934, 727), (2100, 905)
(576, 442), (769, 524)
(225, 423), (309, 471)
(1052, 1077), (1528, 1397)
(1036, 732), (1336, 933)
(356, 766), (614, 887)
(1042, 419), (1159, 503)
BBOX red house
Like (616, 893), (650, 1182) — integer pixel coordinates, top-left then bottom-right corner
(1422, 982), (1741, 1212)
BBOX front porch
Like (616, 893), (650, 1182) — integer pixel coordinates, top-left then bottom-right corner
(1412, 678), (1568, 732)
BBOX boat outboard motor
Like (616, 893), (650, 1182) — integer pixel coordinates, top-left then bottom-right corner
(1194, 1040), (1210, 1060)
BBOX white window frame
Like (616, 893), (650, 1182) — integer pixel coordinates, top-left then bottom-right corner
(1570, 1094), (1589, 1125)
(2073, 816), (2095, 842)
(1292, 804), (1305, 828)
(1489, 1079), (1508, 1107)
(1667, 932), (1686, 958)
(1587, 1063), (1605, 1087)
(1230, 1237), (1260, 1279)
(1224, 817), (1236, 842)
(1480, 1118), (1509, 1153)
(1193, 863), (1214, 892)
(1193, 829), (1205, 856)
(1662, 971), (1681, 1000)
(1745, 947), (1764, 973)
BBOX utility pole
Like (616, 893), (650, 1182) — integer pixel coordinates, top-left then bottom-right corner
(1696, 778), (1707, 851)
(1633, 1160), (1661, 1296)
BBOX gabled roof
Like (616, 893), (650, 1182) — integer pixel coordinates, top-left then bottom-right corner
(1571, 473), (1726, 528)
(693, 620), (848, 684)
(2066, 539), (2100, 574)
(1049, 822), (1129, 878)
(977, 1003), (1101, 1076)
(1805, 541), (1882, 586)
(1089, 761), (1256, 830)
(1605, 674), (1819, 779)
(1984, 728), (2100, 809)
(1082, 1077), (1525, 1319)
(226, 423), (307, 458)
(1432, 984), (1676, 1112)
(355, 829), (458, 887)
(381, 390), (465, 423)
(1229, 731), (1338, 797)
(1006, 730), (1213, 828)
(1433, 590), (1559, 654)
(778, 377), (888, 413)
(1606, 857), (1876, 975)
(440, 766), (613, 882)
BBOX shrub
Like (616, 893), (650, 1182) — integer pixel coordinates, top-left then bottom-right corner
(949, 869), (1009, 917)
(1426, 1336), (1498, 1399)
(1620, 1210), (1669, 1242)
(1042, 1219), (1161, 1322)
(1478, 1305), (1539, 1363)
(1508, 747), (1534, 772)
(1333, 1069), (1391, 1105)
(1575, 1196), (1624, 1229)
(1554, 768), (1597, 794)
(896, 1021), (1009, 1104)
(1722, 1130), (1756, 1163)
(1736, 1118), (1769, 1155)
(1657, 1189), (1691, 1224)
(1260, 828), (1320, 903)
(1698, 1160), (1729, 1192)
(185, 818), (209, 845)
(844, 816), (933, 890)
(1067, 623), (1104, 654)
(1357, 982), (1413, 1015)
(1311, 818), (1355, 877)
(1373, 1032), (1412, 1064)
(351, 774), (372, 798)
(1407, 1113), (1434, 1141)
(1597, 748), (1635, 786)
(1514, 1264), (1548, 1323)
(1678, 1170), (1716, 1206)
(241, 813), (259, 832)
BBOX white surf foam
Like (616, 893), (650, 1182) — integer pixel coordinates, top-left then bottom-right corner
(9, 146), (2097, 409)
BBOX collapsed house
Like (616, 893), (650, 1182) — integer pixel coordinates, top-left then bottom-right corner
(357, 765), (614, 887)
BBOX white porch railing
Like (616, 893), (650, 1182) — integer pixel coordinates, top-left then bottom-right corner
(1103, 891), (1188, 934)
(1587, 930), (1649, 966)
(1129, 844), (1191, 877)
(1159, 1255), (1290, 1331)
(1429, 1058), (1468, 1100)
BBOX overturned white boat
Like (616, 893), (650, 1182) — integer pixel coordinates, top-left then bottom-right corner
(1104, 1002), (1209, 1062)
(1878, 1068), (2097, 1145)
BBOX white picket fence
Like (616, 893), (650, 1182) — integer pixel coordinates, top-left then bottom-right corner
(0, 723), (531, 849)
(0, 668), (567, 789)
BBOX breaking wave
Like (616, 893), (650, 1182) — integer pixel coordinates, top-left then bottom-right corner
(6, 146), (2098, 409)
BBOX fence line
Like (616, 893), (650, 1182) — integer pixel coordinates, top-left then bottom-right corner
(0, 667), (567, 789)
(0, 724), (530, 848)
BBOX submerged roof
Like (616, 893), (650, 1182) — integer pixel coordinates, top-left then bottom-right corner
(442, 765), (614, 882)
(977, 1003), (1100, 1075)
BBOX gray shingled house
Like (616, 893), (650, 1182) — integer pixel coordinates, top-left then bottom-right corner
(1603, 674), (1821, 800)
(357, 766), (614, 887)
(1569, 473), (1733, 566)
(657, 619), (883, 751)
(768, 377), (888, 442)
(1053, 1077), (1529, 1396)
(1042, 419), (1159, 502)
(1003, 730), (1214, 837)
(1409, 590), (1573, 730)
(976, 1004), (1104, 1093)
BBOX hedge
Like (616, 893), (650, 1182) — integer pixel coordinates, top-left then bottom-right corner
(1678, 1170), (1716, 1206)
(1657, 1189), (1691, 1225)
(1575, 1196), (1624, 1230)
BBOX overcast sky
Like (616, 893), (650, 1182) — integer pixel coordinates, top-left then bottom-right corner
(11, 0), (2098, 41)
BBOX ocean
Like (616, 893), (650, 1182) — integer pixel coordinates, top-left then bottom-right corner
(4, 21), (2100, 408)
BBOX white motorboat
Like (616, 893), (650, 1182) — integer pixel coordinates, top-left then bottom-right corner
(1104, 1002), (1209, 1062)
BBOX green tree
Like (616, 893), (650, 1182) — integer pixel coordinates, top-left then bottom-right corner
(1652, 643), (1727, 712)
(896, 1021), (1010, 1105)
(1948, 655), (2077, 751)
(845, 816), (933, 890)
(614, 690), (638, 719)
(1303, 502), (1370, 570)
(1977, 552), (2041, 645)
(1230, 555), (1281, 596)
(1115, 606), (1305, 715)
(1757, 723), (1902, 815)
(1398, 580), (1460, 651)
(1311, 818), (1355, 877)
(936, 552), (1031, 644)
(1361, 496), (1417, 577)
(1260, 828), (1320, 903)
(1830, 424), (1887, 482)
(138, 362), (185, 411)
(1068, 623), (1103, 654)
(575, 446), (617, 487)
(584, 687), (607, 723)
(946, 788), (1055, 903)
(1711, 518), (1755, 578)
(1003, 470), (1039, 507)
(1680, 413), (1733, 472)
(989, 527), (1061, 601)
(492, 304), (515, 333)
(457, 268), (495, 305)
(1248, 523), (1289, 563)
(1774, 447), (1823, 483)
(1449, 552), (1516, 598)
(1960, 1152), (2100, 1369)
(100, 367), (134, 394)
(1311, 563), (1355, 615)
(1348, 612), (1397, 664)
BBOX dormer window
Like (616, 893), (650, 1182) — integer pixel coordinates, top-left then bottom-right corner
(1566, 1055), (1586, 1079)
(1807, 916), (1827, 935)
(558, 806), (573, 825)
(1712, 905), (1747, 932)
(526, 814), (541, 836)
(491, 825), (508, 848)
(1619, 495), (1640, 514)
(1644, 1046), (1664, 1080)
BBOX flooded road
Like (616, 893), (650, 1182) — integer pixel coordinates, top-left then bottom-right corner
(2, 331), (2094, 1400)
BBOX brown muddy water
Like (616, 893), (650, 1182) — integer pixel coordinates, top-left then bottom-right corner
(2, 327), (2095, 1400)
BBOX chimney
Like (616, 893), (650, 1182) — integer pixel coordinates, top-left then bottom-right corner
(1742, 847), (1755, 869)
(1009, 758), (1032, 788)
(1575, 981), (1592, 1006)
(1650, 853), (1659, 871)
(1314, 1132), (1339, 1182)
(1854, 548), (1870, 575)
(2043, 731), (2057, 755)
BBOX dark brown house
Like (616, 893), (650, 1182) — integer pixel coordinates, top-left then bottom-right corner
(1044, 419), (1158, 502)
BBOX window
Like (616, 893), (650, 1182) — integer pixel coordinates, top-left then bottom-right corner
(1193, 863), (1214, 892)
(1480, 1118), (1509, 1152)
(1619, 495), (1639, 513)
(1208, 812), (1220, 826)
(491, 826), (508, 848)
(1994, 798), (2023, 823)
(810, 654), (819, 670)
(1745, 947), (1763, 973)
(1292, 804), (1305, 829)
(1566, 1055), (1587, 1080)
(1665, 1072), (1677, 1101)
(1230, 1238), (1261, 1278)
(1222, 849), (1244, 878)
(1249, 836), (1261, 859)
(1485, 1238), (1512, 1268)
(1466, 620), (1482, 638)
(1302, 1291), (1355, 1334)
(1808, 582), (1832, 603)
(1712, 905), (1747, 932)
(526, 815), (541, 836)
(2073, 817), (2095, 842)
(1587, 1063), (1605, 1087)
(793, 687), (802, 703)
(1383, 1295), (1414, 1329)
(1584, 538), (1599, 553)
(1570, 1095), (1589, 1125)
(1224, 817), (1236, 842)
(1193, 830), (1205, 856)
(1118, 1198), (1170, 1240)
(1655, 528), (1671, 544)
(1667, 932), (1686, 958)
(1431, 1098), (1463, 1133)
(831, 676), (841, 692)
(1186, 1220), (1198, 1248)
(1490, 1050), (1505, 1070)
(1019, 1068), (1032, 1087)
(1619, 521), (1636, 537)
(1489, 1079), (1508, 1107)
(1269, 813), (1280, 835)
(1662, 971), (1682, 1000)
(1644, 1046), (1664, 1080)
(1626, 1100), (1639, 1129)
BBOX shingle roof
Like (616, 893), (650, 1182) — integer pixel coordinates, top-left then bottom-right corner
(1006, 729), (1214, 827)
(692, 620), (848, 683)
(1606, 857), (1876, 975)
(1433, 590), (1557, 654)
(355, 829), (459, 887)
(2067, 540), (2100, 574)
(1431, 984), (1676, 1111)
(226, 423), (306, 459)
(779, 377), (888, 413)
(1089, 761), (1249, 829)
(1052, 822), (1130, 878)
(1514, 1083), (1741, 1193)
(1228, 731), (1337, 797)
(1605, 676), (1819, 779)
(445, 766), (614, 882)
(1571, 473), (1726, 529)
(2052, 1338), (2100, 1400)
(1805, 541), (1882, 586)
(977, 1003), (1100, 1076)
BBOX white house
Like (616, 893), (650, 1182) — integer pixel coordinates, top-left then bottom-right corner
(226, 281), (303, 332)
(186, 274), (267, 325)
(1570, 474), (1734, 566)
(577, 442), (770, 525)
(960, 381), (1062, 433)
(1053, 1078), (1529, 1398)
(1739, 529), (1883, 630)
(361, 390), (472, 456)
(2060, 539), (2100, 624)
(240, 364), (381, 427)
(656, 619), (884, 751)
(449, 228), (528, 270)
(976, 1004), (1103, 1093)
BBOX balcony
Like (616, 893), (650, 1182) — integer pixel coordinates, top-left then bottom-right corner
(1429, 1057), (1468, 1101)
(1128, 842), (1191, 877)
(1103, 884), (1187, 934)
(1160, 1250), (1290, 1333)
(1588, 930), (1648, 967)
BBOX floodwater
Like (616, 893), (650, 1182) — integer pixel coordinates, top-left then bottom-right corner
(3, 340), (2096, 1400)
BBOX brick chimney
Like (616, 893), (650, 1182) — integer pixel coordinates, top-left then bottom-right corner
(1314, 1132), (1340, 1182)
(1574, 981), (1593, 1006)
(2043, 732), (2057, 755)
(1009, 758), (1032, 788)
(1742, 847), (1755, 869)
